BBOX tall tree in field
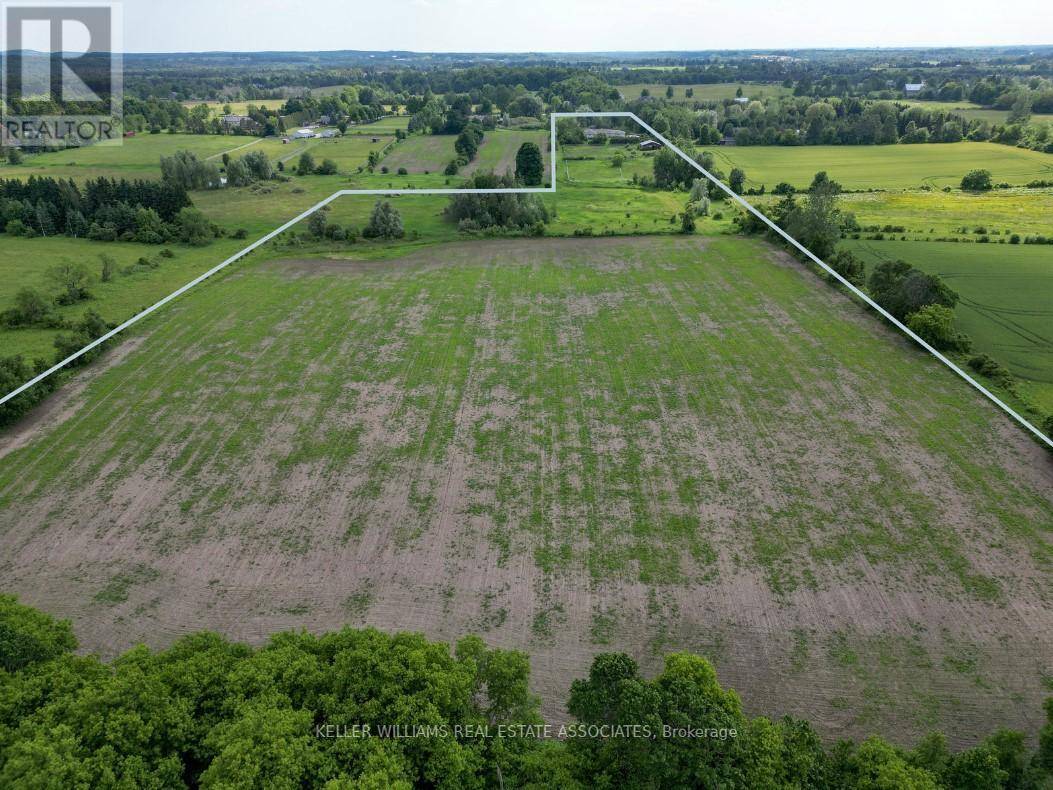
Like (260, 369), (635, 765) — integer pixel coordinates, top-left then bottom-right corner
(729, 168), (746, 194)
(515, 142), (544, 186)
(363, 201), (405, 239)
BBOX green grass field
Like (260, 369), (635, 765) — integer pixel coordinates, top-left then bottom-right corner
(182, 99), (287, 115)
(378, 134), (457, 174)
(0, 134), (256, 181)
(900, 100), (1053, 125)
(0, 236), (250, 360)
(2, 235), (1051, 746)
(834, 189), (1053, 238)
(467, 130), (550, 176)
(710, 142), (1053, 190)
(616, 82), (793, 102)
(848, 239), (1053, 411)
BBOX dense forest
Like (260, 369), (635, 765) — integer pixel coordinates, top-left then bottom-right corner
(1, 595), (1051, 788)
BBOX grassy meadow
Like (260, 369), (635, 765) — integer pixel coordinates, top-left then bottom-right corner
(709, 142), (1053, 190)
(835, 189), (1053, 238)
(0, 134), (255, 181)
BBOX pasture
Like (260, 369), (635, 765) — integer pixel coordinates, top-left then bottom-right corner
(467, 130), (550, 176)
(0, 236), (250, 361)
(835, 188), (1053, 238)
(378, 129), (550, 177)
(901, 99), (1053, 125)
(378, 134), (457, 174)
(848, 239), (1053, 412)
(1, 235), (1051, 745)
(709, 142), (1053, 190)
(0, 134), (256, 181)
(301, 134), (394, 172)
(182, 99), (287, 115)
(616, 82), (793, 102)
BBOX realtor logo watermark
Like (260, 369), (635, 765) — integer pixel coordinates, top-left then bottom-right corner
(1, 1), (122, 147)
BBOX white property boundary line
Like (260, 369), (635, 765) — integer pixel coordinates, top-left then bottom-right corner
(1, 112), (1050, 452)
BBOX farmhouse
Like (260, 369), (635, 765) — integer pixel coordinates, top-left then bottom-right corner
(639, 139), (662, 151)
(584, 127), (641, 144)
(904, 82), (925, 96)
(291, 128), (314, 139)
(220, 114), (261, 132)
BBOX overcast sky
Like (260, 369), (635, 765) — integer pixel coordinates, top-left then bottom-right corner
(120, 0), (1048, 53)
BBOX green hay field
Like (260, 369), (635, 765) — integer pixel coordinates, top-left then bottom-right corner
(848, 239), (1053, 411)
(709, 142), (1053, 190)
(0, 134), (255, 181)
(1, 235), (1050, 746)
(616, 82), (793, 102)
(835, 189), (1053, 238)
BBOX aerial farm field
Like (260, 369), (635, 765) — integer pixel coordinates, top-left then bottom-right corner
(2, 104), (1053, 753)
(1, 233), (1051, 746)
(376, 129), (549, 176)
(617, 82), (794, 102)
(0, 133), (258, 180)
(849, 239), (1053, 412)
(710, 141), (1053, 190)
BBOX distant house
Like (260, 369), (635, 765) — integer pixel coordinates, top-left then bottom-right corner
(718, 136), (737, 146)
(291, 128), (314, 139)
(220, 114), (261, 133)
(320, 129), (338, 138)
(585, 127), (625, 140)
(584, 127), (641, 143)
(639, 139), (662, 151)
(318, 115), (332, 125)
(904, 83), (925, 96)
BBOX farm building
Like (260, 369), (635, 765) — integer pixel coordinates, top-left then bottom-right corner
(639, 139), (662, 151)
(904, 82), (925, 96)
(219, 114), (261, 132)
(584, 127), (641, 143)
(292, 129), (314, 139)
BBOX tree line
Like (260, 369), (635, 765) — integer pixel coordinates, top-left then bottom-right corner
(0, 176), (200, 244)
(0, 594), (1051, 788)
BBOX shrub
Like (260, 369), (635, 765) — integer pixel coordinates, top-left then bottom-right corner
(961, 169), (993, 191)
(907, 304), (971, 352)
(1, 288), (55, 328)
(968, 353), (1015, 387)
(315, 159), (338, 175)
(100, 254), (117, 282)
(397, 167), (408, 175)
(48, 261), (93, 305)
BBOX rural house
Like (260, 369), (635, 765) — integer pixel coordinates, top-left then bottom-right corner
(639, 139), (662, 151)
(220, 114), (261, 133)
(904, 82), (925, 96)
